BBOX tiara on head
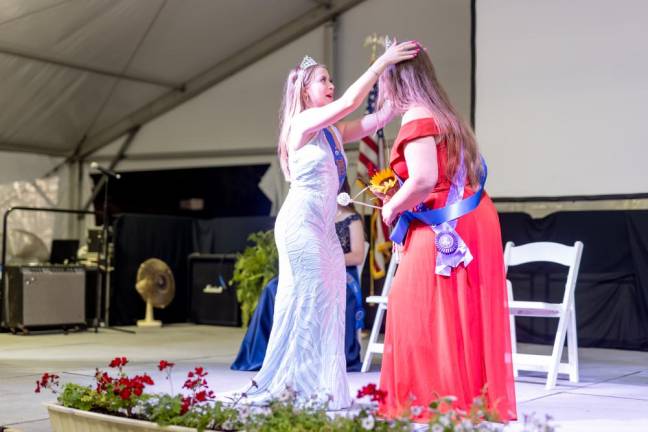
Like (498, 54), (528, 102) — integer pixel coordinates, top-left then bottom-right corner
(299, 55), (318, 69)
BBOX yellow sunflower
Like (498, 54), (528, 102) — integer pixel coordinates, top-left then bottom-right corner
(369, 168), (398, 194)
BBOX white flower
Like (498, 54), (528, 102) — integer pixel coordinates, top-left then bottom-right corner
(279, 389), (292, 402)
(439, 415), (451, 426)
(221, 419), (234, 430)
(237, 405), (250, 420)
(431, 425), (444, 432)
(462, 419), (474, 431)
(361, 415), (375, 430)
(411, 405), (423, 417)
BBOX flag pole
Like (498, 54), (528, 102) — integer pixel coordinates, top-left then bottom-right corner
(362, 34), (387, 297)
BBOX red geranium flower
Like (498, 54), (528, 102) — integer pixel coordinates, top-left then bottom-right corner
(158, 360), (175, 371)
(120, 388), (131, 400)
(109, 356), (128, 369)
(357, 383), (387, 404)
(180, 398), (190, 415)
(34, 372), (60, 393)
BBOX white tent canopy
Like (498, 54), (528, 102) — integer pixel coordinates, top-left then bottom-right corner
(0, 0), (474, 239)
(0, 0), (364, 159)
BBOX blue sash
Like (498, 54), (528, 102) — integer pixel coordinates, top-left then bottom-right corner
(323, 128), (347, 192)
(390, 157), (488, 244)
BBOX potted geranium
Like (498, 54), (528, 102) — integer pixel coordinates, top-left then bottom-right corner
(39, 357), (239, 431)
(36, 356), (552, 431)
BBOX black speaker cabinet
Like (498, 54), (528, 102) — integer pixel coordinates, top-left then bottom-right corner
(2, 265), (86, 332)
(188, 253), (241, 326)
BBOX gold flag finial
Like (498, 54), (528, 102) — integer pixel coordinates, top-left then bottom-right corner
(363, 33), (387, 63)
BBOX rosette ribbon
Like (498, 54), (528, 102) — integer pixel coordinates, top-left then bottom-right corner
(389, 156), (487, 276)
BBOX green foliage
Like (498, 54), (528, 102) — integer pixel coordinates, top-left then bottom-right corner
(142, 395), (239, 432)
(235, 390), (413, 432)
(58, 382), (154, 418)
(243, 400), (332, 432)
(230, 230), (278, 327)
(58, 383), (96, 412)
(142, 394), (184, 426)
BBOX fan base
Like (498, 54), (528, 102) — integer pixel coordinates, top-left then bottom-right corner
(136, 319), (162, 328)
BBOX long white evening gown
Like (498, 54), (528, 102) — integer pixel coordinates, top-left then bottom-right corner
(242, 127), (350, 409)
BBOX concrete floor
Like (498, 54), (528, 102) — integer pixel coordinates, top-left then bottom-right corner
(1, 324), (647, 431)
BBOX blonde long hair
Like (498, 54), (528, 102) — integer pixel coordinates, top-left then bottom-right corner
(277, 64), (325, 181)
(378, 50), (482, 187)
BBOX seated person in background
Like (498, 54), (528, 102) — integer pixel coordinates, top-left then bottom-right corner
(231, 179), (366, 372)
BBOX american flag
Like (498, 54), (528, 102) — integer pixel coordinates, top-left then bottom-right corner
(357, 84), (383, 180)
(358, 84), (391, 280)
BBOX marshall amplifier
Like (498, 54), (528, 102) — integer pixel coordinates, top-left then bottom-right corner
(2, 266), (86, 332)
(188, 253), (241, 326)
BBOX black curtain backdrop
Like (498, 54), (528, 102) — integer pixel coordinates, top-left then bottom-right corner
(111, 210), (648, 351)
(111, 214), (275, 326)
(91, 164), (272, 224)
(500, 211), (648, 351)
(97, 164), (274, 325)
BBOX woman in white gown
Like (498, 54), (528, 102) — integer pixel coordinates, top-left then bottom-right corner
(240, 41), (418, 409)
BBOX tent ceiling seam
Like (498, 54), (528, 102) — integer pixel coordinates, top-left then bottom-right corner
(0, 44), (181, 88)
(0, 0), (73, 28)
(80, 0), (170, 140)
(77, 0), (366, 159)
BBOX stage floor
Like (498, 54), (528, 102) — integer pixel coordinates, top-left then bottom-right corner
(1, 324), (647, 431)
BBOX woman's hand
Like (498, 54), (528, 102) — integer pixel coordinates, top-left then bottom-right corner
(382, 202), (398, 226)
(375, 40), (419, 69)
(377, 99), (397, 126)
(372, 190), (387, 202)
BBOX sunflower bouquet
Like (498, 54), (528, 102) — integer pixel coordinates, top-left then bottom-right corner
(368, 167), (399, 202)
(337, 168), (400, 209)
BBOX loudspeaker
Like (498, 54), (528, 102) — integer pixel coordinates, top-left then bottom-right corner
(2, 266), (86, 332)
(188, 253), (241, 326)
(84, 267), (101, 327)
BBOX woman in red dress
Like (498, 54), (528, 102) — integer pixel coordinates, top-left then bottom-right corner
(376, 43), (517, 422)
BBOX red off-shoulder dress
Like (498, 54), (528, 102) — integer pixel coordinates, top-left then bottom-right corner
(378, 118), (517, 422)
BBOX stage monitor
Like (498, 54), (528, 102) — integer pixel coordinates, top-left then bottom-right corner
(50, 239), (80, 264)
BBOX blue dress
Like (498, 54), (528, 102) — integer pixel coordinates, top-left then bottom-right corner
(231, 213), (365, 372)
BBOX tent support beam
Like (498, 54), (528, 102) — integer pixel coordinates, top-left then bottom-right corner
(90, 141), (361, 163)
(0, 43), (183, 89)
(0, 141), (68, 157)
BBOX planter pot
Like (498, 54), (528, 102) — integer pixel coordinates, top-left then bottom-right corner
(45, 403), (197, 432)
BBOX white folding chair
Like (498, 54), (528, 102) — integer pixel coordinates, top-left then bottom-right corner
(361, 254), (399, 372)
(504, 241), (584, 389)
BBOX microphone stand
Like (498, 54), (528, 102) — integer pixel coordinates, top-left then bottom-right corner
(96, 170), (134, 334)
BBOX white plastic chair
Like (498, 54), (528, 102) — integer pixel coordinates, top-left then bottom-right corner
(504, 241), (584, 389)
(361, 254), (399, 372)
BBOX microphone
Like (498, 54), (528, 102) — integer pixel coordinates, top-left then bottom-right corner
(90, 162), (121, 179)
